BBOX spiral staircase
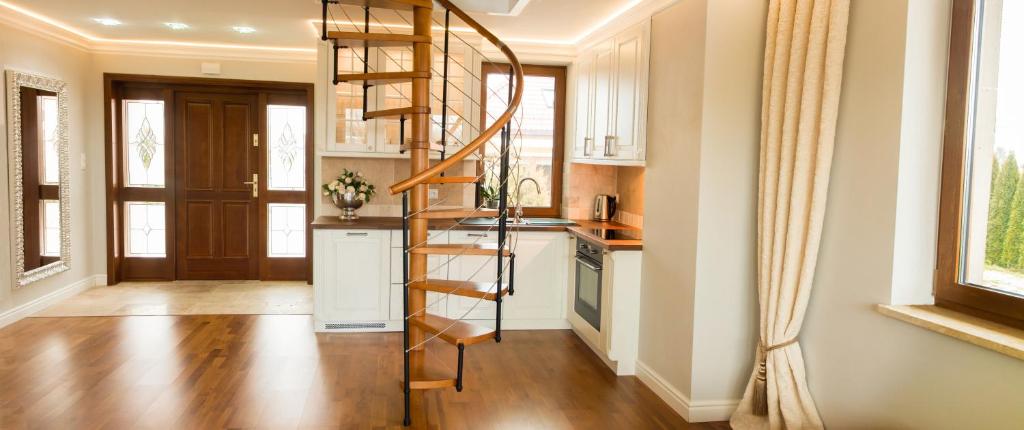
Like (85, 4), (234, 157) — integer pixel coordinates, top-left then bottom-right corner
(320, 0), (524, 426)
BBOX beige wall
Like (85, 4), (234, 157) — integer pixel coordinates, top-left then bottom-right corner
(0, 22), (93, 316)
(803, 0), (1024, 427)
(637, 0), (710, 408)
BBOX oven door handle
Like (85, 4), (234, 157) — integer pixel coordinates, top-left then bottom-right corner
(576, 257), (602, 272)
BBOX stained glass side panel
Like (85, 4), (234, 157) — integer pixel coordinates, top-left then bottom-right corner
(39, 96), (60, 185)
(268, 203), (306, 258)
(267, 105), (306, 191)
(124, 100), (166, 188)
(126, 202), (166, 258)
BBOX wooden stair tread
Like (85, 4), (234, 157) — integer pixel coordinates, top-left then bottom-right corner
(332, 0), (433, 11)
(413, 209), (499, 219)
(410, 243), (511, 257)
(337, 71), (430, 85)
(404, 349), (456, 390)
(400, 141), (445, 152)
(409, 279), (508, 301)
(327, 31), (431, 48)
(364, 106), (430, 119)
(410, 313), (496, 346)
(426, 176), (479, 184)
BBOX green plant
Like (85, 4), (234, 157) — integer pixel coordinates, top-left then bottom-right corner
(322, 168), (377, 203)
(480, 182), (500, 203)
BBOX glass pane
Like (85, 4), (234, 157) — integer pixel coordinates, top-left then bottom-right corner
(381, 48), (414, 148)
(337, 49), (368, 146)
(124, 100), (165, 188)
(267, 105), (306, 191)
(126, 202), (166, 258)
(963, 0), (1024, 297)
(268, 203), (305, 258)
(483, 72), (555, 208)
(41, 200), (60, 257)
(39, 96), (60, 184)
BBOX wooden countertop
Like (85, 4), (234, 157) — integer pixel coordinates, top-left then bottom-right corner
(312, 216), (644, 251)
(311, 216), (568, 232)
(567, 220), (644, 251)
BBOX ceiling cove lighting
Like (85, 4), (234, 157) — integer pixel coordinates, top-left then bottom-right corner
(165, 22), (189, 30)
(233, 26), (256, 34)
(93, 18), (121, 26)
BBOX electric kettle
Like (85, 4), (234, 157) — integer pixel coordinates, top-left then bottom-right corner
(593, 195), (617, 221)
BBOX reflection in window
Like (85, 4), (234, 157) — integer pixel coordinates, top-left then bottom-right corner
(268, 204), (305, 258)
(483, 73), (556, 208)
(124, 100), (165, 188)
(267, 105), (306, 191)
(40, 96), (60, 184)
(963, 1), (1024, 298)
(126, 202), (166, 257)
(42, 200), (60, 257)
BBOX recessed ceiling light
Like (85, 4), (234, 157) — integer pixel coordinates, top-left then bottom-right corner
(93, 18), (121, 26)
(165, 22), (189, 30)
(232, 26), (256, 34)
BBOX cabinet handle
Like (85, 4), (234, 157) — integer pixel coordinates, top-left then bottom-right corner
(466, 233), (490, 238)
(346, 232), (369, 237)
(583, 137), (593, 156)
(604, 136), (617, 157)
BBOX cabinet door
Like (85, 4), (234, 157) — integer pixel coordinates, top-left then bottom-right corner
(389, 231), (448, 320)
(608, 24), (649, 161)
(314, 230), (389, 322)
(504, 233), (568, 320)
(590, 41), (615, 160)
(573, 55), (595, 159)
(447, 231), (500, 320)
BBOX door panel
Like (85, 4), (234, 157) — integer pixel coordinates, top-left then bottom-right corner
(175, 92), (259, 280)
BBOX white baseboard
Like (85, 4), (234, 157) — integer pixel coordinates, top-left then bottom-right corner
(0, 274), (103, 330)
(635, 360), (739, 423)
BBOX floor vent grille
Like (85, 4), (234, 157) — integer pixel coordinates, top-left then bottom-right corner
(324, 322), (386, 330)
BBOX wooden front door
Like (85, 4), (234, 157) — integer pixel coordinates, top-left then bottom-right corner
(174, 92), (259, 279)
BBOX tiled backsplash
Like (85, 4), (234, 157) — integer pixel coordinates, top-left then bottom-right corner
(320, 157), (475, 217)
(566, 163), (645, 228)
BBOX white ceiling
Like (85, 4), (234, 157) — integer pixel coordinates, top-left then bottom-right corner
(0, 0), (636, 51)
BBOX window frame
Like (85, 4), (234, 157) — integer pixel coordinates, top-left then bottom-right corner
(478, 63), (566, 218)
(936, 0), (1024, 329)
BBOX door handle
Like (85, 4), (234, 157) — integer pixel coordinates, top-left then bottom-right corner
(243, 173), (258, 198)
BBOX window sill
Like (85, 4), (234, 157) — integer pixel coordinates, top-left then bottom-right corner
(876, 304), (1024, 361)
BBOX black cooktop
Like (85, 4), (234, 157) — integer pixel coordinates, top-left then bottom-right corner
(589, 229), (643, 241)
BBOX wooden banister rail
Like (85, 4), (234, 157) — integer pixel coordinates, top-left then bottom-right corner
(388, 0), (524, 195)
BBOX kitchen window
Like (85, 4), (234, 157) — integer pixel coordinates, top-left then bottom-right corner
(936, 0), (1024, 328)
(480, 64), (566, 217)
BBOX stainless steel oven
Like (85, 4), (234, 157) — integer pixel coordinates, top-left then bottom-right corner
(574, 238), (603, 331)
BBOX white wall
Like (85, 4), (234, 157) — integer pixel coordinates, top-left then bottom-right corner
(637, 0), (763, 421)
(0, 21), (95, 317)
(803, 0), (1024, 428)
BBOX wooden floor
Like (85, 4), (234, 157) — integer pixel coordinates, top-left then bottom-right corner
(0, 315), (726, 429)
(32, 281), (312, 317)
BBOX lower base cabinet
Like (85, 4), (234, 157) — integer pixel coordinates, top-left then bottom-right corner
(314, 228), (570, 332)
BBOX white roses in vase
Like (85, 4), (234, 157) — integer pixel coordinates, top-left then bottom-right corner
(322, 169), (376, 203)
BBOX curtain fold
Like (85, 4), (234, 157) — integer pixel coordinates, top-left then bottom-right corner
(731, 0), (850, 429)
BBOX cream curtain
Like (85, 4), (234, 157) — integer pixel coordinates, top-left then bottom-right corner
(730, 0), (850, 429)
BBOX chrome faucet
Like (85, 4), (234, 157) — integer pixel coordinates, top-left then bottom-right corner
(514, 177), (541, 223)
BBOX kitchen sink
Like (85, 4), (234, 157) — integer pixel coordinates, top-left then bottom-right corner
(459, 217), (577, 226)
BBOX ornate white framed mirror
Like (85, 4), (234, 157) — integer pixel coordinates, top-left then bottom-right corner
(5, 69), (71, 287)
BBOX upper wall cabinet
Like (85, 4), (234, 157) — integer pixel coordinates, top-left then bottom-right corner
(572, 21), (650, 166)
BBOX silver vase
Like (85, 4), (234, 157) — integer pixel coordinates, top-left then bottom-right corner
(332, 192), (364, 221)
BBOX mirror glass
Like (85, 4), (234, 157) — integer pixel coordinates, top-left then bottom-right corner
(6, 70), (70, 287)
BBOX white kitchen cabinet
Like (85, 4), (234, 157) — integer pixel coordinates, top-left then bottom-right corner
(314, 229), (390, 329)
(389, 231), (449, 320)
(447, 231), (569, 325)
(571, 20), (650, 166)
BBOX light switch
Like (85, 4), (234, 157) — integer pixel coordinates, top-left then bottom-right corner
(80, 153), (87, 170)
(428, 188), (439, 200)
